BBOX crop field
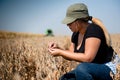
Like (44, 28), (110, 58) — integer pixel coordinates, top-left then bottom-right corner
(0, 31), (120, 80)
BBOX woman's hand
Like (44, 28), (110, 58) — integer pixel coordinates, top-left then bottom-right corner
(48, 48), (61, 56)
(48, 42), (61, 56)
(48, 42), (59, 49)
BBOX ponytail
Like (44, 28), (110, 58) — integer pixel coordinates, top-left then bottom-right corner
(91, 17), (111, 47)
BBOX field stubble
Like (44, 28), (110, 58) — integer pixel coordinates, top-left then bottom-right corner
(0, 31), (120, 80)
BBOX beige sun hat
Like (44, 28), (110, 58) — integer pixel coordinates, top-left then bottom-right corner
(62, 3), (89, 24)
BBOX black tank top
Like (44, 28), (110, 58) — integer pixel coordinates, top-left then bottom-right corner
(71, 23), (113, 64)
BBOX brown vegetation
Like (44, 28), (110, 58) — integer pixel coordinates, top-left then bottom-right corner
(0, 31), (120, 80)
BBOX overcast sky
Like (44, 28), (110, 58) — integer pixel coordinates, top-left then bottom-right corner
(0, 0), (120, 35)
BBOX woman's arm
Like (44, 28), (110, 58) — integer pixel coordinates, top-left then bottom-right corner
(48, 37), (101, 62)
(69, 43), (74, 52)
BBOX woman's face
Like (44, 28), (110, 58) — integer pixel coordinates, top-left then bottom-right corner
(67, 20), (81, 32)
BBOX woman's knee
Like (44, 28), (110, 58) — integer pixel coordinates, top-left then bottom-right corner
(75, 62), (90, 72)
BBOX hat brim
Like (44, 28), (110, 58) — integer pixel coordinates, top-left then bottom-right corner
(62, 17), (76, 24)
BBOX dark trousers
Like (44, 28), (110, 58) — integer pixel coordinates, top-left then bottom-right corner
(59, 62), (113, 80)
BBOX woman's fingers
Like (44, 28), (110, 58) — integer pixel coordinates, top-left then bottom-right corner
(48, 42), (54, 48)
(48, 42), (58, 49)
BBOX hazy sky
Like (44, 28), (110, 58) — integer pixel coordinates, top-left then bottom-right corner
(0, 0), (120, 35)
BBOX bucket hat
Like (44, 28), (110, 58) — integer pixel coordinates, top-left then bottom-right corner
(62, 3), (89, 24)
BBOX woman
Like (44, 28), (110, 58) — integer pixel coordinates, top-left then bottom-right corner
(48, 3), (115, 80)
